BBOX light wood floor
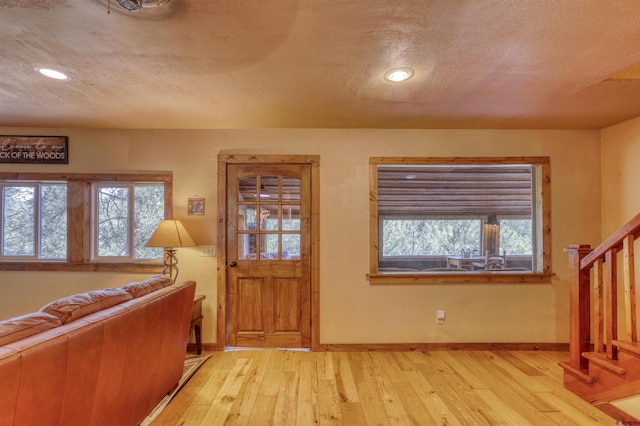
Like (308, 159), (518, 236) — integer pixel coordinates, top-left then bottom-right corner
(153, 350), (624, 425)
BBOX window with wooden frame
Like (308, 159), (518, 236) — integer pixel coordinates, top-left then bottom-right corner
(0, 172), (172, 272)
(368, 157), (552, 284)
(0, 181), (67, 260)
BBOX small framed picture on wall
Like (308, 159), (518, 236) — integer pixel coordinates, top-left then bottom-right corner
(188, 198), (205, 215)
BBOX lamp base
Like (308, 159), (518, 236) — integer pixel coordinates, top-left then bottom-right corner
(163, 248), (179, 281)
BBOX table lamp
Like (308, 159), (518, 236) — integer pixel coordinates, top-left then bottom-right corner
(145, 219), (195, 281)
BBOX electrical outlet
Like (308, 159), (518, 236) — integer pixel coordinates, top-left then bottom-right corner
(436, 310), (446, 325)
(201, 245), (216, 257)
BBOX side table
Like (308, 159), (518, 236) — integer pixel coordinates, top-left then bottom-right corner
(191, 295), (205, 354)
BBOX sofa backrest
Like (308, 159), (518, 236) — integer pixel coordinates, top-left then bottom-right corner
(0, 279), (196, 426)
(0, 312), (62, 346)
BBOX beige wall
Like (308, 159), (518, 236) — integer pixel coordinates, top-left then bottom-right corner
(601, 116), (640, 236)
(0, 127), (602, 345)
(601, 116), (640, 339)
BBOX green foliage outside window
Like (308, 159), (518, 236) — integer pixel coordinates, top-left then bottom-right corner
(40, 184), (67, 258)
(97, 187), (130, 257)
(2, 184), (67, 259)
(96, 184), (164, 259)
(0, 172), (171, 272)
(134, 186), (165, 259)
(3, 186), (35, 256)
(1, 181), (165, 261)
(499, 219), (532, 255)
(382, 219), (482, 257)
(382, 218), (532, 257)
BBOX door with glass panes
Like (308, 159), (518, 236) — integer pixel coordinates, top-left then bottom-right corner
(227, 163), (310, 348)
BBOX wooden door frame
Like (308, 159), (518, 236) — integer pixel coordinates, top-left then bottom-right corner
(217, 154), (320, 350)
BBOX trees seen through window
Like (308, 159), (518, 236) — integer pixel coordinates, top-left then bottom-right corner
(369, 157), (552, 283)
(0, 172), (171, 272)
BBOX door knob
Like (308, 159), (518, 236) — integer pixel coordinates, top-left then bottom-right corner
(229, 261), (237, 267)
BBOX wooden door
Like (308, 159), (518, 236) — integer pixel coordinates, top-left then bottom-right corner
(226, 163), (311, 348)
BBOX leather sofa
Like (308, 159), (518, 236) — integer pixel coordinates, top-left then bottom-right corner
(0, 275), (196, 426)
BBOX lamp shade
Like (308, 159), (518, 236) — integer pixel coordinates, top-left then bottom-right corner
(145, 220), (195, 248)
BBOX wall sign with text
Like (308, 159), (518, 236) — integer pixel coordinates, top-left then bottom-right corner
(0, 136), (68, 164)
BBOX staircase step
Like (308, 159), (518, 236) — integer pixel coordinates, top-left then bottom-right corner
(613, 340), (640, 356)
(582, 352), (626, 376)
(558, 361), (596, 384)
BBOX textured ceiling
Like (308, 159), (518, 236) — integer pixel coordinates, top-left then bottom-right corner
(2, 0), (640, 130)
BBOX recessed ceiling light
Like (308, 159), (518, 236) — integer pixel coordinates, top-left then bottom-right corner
(384, 67), (415, 82)
(35, 67), (69, 80)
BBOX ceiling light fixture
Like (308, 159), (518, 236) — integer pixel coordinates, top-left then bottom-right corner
(384, 67), (415, 82)
(114, 0), (171, 12)
(35, 67), (69, 81)
(116, 0), (142, 11)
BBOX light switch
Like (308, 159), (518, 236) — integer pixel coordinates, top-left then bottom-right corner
(201, 246), (216, 257)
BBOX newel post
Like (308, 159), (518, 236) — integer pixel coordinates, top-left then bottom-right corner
(564, 244), (593, 370)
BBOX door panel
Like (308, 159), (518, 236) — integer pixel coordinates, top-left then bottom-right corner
(275, 278), (299, 331)
(227, 163), (310, 348)
(237, 278), (263, 331)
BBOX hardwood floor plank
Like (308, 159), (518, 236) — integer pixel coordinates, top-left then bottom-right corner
(478, 351), (554, 393)
(272, 371), (299, 425)
(257, 355), (284, 398)
(223, 355), (264, 425)
(248, 350), (274, 384)
(403, 370), (462, 425)
(339, 402), (369, 425)
(283, 350), (302, 373)
(418, 362), (494, 425)
(436, 351), (488, 390)
(361, 351), (384, 368)
(542, 411), (597, 426)
(317, 379), (342, 425)
(497, 350), (546, 376)
(152, 350), (618, 425)
(464, 352), (558, 413)
(334, 353), (360, 403)
(474, 387), (555, 426)
(536, 391), (615, 425)
(376, 352), (409, 383)
(316, 351), (335, 380)
(417, 351), (457, 374)
(442, 351), (560, 423)
(355, 381), (390, 425)
(346, 352), (377, 385)
(518, 350), (569, 382)
(296, 361), (318, 425)
(375, 373), (413, 423)
(391, 351), (420, 373)
(392, 381), (443, 425)
(247, 395), (277, 426)
(153, 367), (229, 425)
(201, 357), (254, 424)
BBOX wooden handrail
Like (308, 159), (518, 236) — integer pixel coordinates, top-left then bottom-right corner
(581, 212), (640, 270)
(565, 213), (640, 373)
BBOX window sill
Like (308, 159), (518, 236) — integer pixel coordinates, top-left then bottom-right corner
(367, 271), (555, 285)
(0, 261), (164, 273)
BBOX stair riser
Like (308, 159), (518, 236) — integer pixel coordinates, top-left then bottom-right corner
(563, 353), (640, 403)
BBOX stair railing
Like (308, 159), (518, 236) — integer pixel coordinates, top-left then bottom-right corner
(565, 213), (639, 373)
